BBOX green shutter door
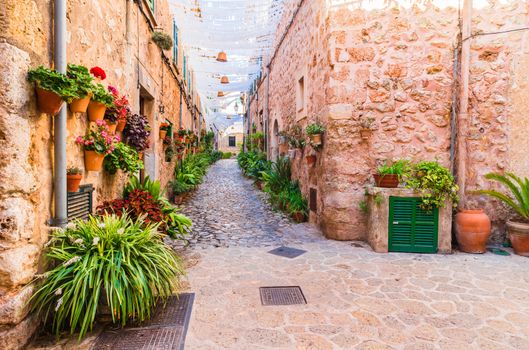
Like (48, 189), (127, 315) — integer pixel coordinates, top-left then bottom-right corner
(388, 197), (438, 253)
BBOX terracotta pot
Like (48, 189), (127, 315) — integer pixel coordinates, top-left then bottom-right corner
(159, 130), (167, 140)
(306, 155), (317, 166)
(360, 129), (372, 140)
(84, 150), (105, 171)
(455, 209), (491, 253)
(66, 174), (82, 192)
(309, 134), (322, 146)
(373, 174), (399, 188)
(138, 152), (144, 160)
(69, 94), (91, 113)
(507, 220), (529, 256)
(116, 119), (127, 132)
(105, 121), (117, 134)
(35, 86), (64, 115)
(291, 212), (306, 223)
(87, 101), (106, 122)
(255, 181), (263, 190)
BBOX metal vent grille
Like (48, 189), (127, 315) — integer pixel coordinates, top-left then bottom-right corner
(259, 286), (307, 306)
(310, 188), (317, 212)
(67, 184), (94, 221)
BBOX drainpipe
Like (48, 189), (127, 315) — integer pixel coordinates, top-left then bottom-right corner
(52, 0), (67, 227)
(457, 0), (472, 209)
(265, 69), (270, 159)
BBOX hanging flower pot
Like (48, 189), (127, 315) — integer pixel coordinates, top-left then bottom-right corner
(373, 174), (399, 188)
(69, 93), (92, 113)
(138, 152), (144, 160)
(455, 209), (491, 253)
(309, 134), (322, 147)
(116, 119), (127, 132)
(306, 155), (317, 166)
(35, 86), (64, 115)
(159, 130), (167, 140)
(87, 101), (107, 122)
(84, 150), (105, 171)
(106, 120), (117, 134)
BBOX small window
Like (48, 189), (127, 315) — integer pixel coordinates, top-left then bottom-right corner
(172, 21), (178, 65)
(228, 136), (236, 147)
(146, 0), (155, 14)
(296, 76), (305, 112)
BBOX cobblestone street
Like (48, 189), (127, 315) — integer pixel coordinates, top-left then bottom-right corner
(173, 159), (322, 249)
(180, 160), (529, 349)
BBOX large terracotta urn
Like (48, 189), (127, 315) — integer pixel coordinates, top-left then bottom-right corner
(455, 209), (491, 253)
(507, 220), (529, 256)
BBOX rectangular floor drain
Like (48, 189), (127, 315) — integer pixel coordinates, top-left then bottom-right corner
(260, 286), (307, 306)
(92, 293), (194, 350)
(268, 246), (307, 259)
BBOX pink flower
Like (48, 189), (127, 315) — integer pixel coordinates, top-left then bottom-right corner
(75, 136), (83, 144)
(107, 85), (118, 96)
(115, 135), (121, 142)
(96, 120), (105, 127)
(101, 131), (108, 138)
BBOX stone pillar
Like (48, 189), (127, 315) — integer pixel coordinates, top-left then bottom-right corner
(0, 43), (41, 350)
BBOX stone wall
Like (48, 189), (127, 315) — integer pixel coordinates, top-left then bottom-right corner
(257, 0), (529, 243)
(0, 0), (198, 348)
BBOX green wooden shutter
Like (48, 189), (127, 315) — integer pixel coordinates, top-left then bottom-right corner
(388, 197), (438, 253)
(173, 21), (178, 64)
(147, 0), (155, 13)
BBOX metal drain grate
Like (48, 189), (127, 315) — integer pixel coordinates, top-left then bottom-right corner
(260, 286), (307, 306)
(268, 246), (307, 259)
(92, 293), (194, 350)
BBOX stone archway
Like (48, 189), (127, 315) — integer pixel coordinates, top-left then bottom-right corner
(271, 119), (279, 160)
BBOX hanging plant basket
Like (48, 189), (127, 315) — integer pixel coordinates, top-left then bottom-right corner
(106, 121), (117, 134)
(35, 86), (64, 115)
(309, 134), (323, 147)
(69, 93), (92, 113)
(159, 130), (167, 140)
(87, 101), (107, 122)
(84, 150), (105, 172)
(152, 31), (173, 51)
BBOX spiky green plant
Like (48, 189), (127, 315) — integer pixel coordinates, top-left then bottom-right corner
(29, 214), (185, 339)
(477, 173), (529, 221)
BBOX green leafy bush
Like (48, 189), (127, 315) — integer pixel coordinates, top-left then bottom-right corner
(28, 66), (77, 102)
(91, 83), (115, 107)
(222, 152), (233, 159)
(237, 151), (270, 179)
(66, 64), (94, 99)
(305, 123), (325, 135)
(406, 161), (459, 211)
(104, 142), (143, 175)
(477, 173), (529, 221)
(170, 152), (220, 196)
(30, 214), (185, 339)
(152, 31), (173, 50)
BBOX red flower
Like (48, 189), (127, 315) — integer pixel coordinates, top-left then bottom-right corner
(90, 66), (106, 80)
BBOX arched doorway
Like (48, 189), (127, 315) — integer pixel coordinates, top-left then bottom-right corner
(271, 119), (279, 160)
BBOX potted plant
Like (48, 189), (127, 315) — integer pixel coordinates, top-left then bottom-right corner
(105, 86), (129, 132)
(123, 113), (151, 153)
(373, 160), (411, 188)
(306, 123), (325, 147)
(76, 120), (120, 171)
(288, 190), (308, 223)
(455, 209), (491, 254)
(152, 31), (173, 51)
(160, 123), (170, 140)
(66, 167), (83, 192)
(359, 116), (375, 140)
(406, 161), (459, 211)
(87, 83), (114, 121)
(103, 142), (143, 175)
(67, 64), (94, 113)
(27, 66), (76, 115)
(478, 173), (529, 256)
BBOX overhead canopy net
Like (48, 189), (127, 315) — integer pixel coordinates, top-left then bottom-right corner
(169, 0), (285, 131)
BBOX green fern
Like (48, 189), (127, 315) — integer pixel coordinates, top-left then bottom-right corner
(477, 173), (529, 220)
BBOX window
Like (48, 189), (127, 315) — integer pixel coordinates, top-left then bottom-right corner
(296, 76), (305, 112)
(146, 0), (155, 13)
(183, 56), (187, 80)
(228, 136), (236, 147)
(172, 21), (178, 65)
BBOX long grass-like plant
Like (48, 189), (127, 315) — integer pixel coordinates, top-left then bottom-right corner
(29, 214), (185, 339)
(477, 173), (529, 221)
